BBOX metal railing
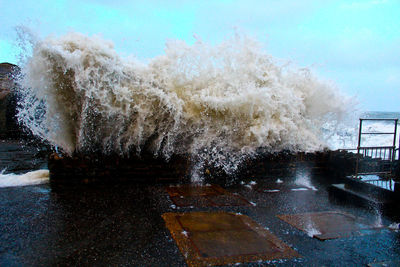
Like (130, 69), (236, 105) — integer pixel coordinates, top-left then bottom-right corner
(357, 146), (394, 160)
(354, 118), (398, 178)
(362, 177), (394, 191)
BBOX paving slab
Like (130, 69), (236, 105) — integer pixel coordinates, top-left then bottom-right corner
(277, 210), (384, 241)
(162, 211), (300, 266)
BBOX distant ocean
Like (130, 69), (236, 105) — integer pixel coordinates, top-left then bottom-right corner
(328, 111), (400, 151)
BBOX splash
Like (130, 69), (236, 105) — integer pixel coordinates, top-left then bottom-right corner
(295, 171), (318, 191)
(16, 32), (352, 177)
(0, 169), (49, 188)
(388, 222), (399, 231)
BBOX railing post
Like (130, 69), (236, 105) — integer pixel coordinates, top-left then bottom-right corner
(395, 119), (399, 160)
(388, 119), (398, 178)
(393, 119), (398, 161)
(355, 119), (363, 178)
(395, 120), (400, 191)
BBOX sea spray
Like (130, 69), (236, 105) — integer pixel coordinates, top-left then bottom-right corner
(16, 32), (353, 179)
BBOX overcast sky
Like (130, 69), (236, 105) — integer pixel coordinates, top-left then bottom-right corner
(0, 0), (399, 111)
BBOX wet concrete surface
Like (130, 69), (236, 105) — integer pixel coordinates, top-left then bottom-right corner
(1, 146), (400, 265)
(166, 184), (251, 207)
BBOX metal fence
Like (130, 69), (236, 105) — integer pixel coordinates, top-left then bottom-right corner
(361, 177), (394, 191)
(354, 118), (398, 178)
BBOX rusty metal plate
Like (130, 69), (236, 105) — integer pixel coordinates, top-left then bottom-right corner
(166, 184), (250, 207)
(163, 211), (301, 266)
(277, 211), (382, 241)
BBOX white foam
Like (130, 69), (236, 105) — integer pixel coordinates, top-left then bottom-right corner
(16, 32), (353, 179)
(181, 230), (188, 237)
(305, 225), (322, 237)
(303, 217), (322, 237)
(388, 222), (399, 231)
(295, 174), (318, 191)
(244, 184), (253, 189)
(265, 189), (280, 193)
(373, 209), (383, 228)
(291, 188), (309, 191)
(0, 169), (49, 188)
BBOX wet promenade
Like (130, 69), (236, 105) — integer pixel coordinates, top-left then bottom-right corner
(0, 141), (400, 266)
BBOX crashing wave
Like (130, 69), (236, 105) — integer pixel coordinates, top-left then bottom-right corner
(16, 32), (352, 176)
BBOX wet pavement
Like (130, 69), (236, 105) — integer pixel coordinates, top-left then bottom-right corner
(1, 158), (400, 265)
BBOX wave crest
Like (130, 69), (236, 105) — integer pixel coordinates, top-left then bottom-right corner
(17, 32), (352, 176)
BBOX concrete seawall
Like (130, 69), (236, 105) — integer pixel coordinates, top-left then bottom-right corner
(48, 152), (192, 185)
(46, 150), (346, 183)
(47, 149), (400, 190)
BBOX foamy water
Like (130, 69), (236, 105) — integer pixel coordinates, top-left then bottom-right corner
(16, 32), (353, 178)
(0, 169), (49, 188)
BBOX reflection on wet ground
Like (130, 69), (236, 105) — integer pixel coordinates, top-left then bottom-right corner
(166, 184), (251, 207)
(1, 164), (400, 266)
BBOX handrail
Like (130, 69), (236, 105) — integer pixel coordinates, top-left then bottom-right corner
(360, 132), (396, 135)
(358, 146), (394, 149)
(359, 118), (399, 121)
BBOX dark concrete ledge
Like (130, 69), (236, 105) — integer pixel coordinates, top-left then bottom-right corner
(48, 152), (191, 185)
(48, 150), (331, 186)
(47, 148), (399, 188)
